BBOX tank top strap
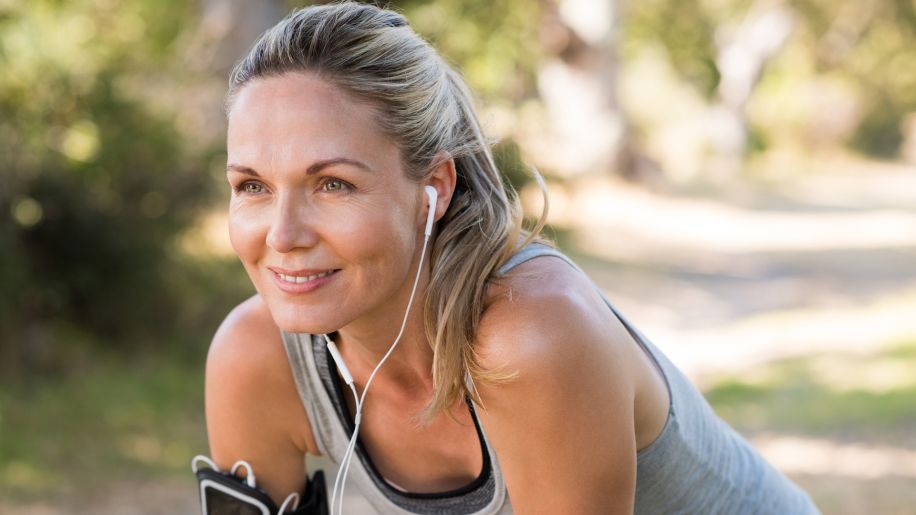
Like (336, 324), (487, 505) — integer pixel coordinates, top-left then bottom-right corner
(496, 242), (582, 275)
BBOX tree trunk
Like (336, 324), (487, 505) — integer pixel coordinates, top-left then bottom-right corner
(529, 0), (659, 183)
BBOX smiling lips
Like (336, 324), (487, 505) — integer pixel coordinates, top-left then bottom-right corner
(269, 267), (339, 293)
(277, 270), (334, 284)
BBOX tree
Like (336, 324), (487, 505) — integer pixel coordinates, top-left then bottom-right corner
(0, 0), (213, 380)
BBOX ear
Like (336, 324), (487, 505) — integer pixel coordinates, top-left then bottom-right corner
(422, 151), (457, 229)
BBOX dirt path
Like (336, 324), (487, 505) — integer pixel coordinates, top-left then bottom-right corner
(553, 164), (916, 382)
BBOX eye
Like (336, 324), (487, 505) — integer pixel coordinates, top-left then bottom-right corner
(321, 178), (351, 193)
(236, 181), (265, 194)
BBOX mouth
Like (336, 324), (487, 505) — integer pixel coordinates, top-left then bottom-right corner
(268, 267), (340, 292)
(275, 270), (337, 284)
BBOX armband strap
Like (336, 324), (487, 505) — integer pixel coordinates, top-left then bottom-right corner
(195, 464), (328, 515)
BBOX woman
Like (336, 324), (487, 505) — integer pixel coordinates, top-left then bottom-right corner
(203, 2), (820, 514)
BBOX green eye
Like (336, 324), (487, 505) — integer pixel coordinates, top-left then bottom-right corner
(241, 182), (263, 194)
(323, 179), (346, 192)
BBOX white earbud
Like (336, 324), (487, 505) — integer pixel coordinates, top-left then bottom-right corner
(424, 185), (438, 236)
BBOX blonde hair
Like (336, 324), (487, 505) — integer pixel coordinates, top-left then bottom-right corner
(227, 2), (549, 422)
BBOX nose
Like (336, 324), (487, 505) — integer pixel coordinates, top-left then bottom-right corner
(265, 194), (319, 253)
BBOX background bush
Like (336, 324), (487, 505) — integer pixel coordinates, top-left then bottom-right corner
(0, 0), (231, 381)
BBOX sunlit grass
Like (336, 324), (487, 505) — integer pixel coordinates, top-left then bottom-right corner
(704, 338), (916, 440)
(0, 347), (208, 502)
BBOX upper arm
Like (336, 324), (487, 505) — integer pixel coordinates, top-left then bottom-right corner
(205, 294), (317, 506)
(475, 259), (638, 514)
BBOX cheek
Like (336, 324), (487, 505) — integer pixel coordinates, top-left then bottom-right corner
(227, 204), (267, 261)
(332, 201), (415, 272)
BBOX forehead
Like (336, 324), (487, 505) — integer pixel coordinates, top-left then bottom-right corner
(227, 72), (400, 171)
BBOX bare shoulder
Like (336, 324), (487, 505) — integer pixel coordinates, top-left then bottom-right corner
(207, 295), (295, 412)
(205, 294), (317, 504)
(477, 254), (634, 380)
(209, 294), (289, 380)
(473, 254), (640, 512)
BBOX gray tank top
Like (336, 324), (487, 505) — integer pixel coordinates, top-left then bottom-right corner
(281, 244), (820, 514)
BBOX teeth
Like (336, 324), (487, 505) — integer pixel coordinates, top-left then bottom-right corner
(278, 270), (333, 284)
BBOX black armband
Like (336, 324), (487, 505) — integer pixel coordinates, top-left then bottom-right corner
(193, 456), (328, 515)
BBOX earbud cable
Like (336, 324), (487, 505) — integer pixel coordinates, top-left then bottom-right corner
(325, 233), (431, 515)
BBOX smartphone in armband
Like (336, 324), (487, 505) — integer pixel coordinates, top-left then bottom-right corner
(197, 465), (274, 515)
(192, 455), (329, 515)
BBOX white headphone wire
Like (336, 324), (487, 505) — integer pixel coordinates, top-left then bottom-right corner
(325, 232), (431, 515)
(335, 381), (361, 515)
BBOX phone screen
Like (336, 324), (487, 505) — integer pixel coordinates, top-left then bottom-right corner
(203, 486), (270, 515)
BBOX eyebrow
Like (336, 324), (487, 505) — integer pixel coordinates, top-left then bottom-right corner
(226, 157), (373, 177)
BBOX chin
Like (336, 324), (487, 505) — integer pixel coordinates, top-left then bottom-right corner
(268, 302), (347, 335)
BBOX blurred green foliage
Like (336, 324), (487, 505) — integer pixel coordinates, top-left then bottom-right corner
(621, 0), (730, 98)
(622, 0), (916, 158)
(782, 0), (916, 157)
(0, 0), (232, 381)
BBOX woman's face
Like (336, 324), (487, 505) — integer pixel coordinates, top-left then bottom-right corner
(226, 73), (427, 334)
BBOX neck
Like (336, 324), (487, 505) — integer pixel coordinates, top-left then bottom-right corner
(331, 241), (436, 393)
